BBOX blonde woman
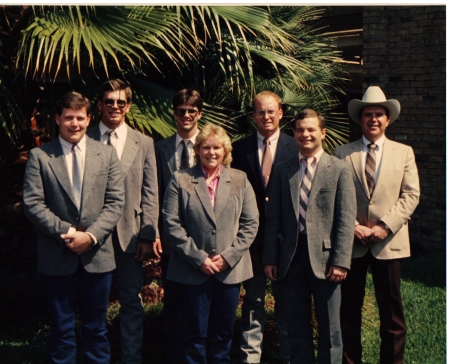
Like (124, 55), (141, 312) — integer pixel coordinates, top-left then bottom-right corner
(162, 123), (259, 363)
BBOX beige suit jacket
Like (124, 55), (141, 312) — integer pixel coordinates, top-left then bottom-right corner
(334, 137), (420, 260)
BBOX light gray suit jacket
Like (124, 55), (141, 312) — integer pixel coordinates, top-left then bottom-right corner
(87, 125), (158, 252)
(162, 164), (259, 285)
(262, 153), (356, 280)
(155, 134), (178, 254)
(23, 137), (125, 276)
(333, 138), (420, 259)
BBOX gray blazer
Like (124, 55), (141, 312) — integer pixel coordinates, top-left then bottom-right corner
(154, 134), (178, 253)
(87, 125), (159, 252)
(23, 137), (125, 276)
(162, 164), (259, 285)
(262, 153), (356, 280)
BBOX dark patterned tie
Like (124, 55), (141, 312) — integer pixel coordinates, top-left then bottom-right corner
(365, 142), (377, 196)
(72, 143), (83, 210)
(261, 137), (272, 188)
(299, 157), (313, 233)
(180, 140), (190, 170)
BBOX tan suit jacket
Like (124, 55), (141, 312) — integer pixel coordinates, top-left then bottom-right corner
(334, 137), (420, 260)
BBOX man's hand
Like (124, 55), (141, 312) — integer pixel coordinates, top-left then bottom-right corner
(62, 231), (92, 255)
(152, 238), (163, 259)
(211, 254), (230, 272)
(135, 240), (153, 262)
(199, 257), (221, 276)
(264, 265), (278, 281)
(368, 224), (389, 244)
(354, 224), (373, 245)
(327, 265), (347, 283)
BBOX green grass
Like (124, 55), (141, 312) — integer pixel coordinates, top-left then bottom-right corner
(0, 249), (445, 363)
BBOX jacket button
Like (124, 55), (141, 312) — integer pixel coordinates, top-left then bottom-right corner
(265, 197), (269, 202)
(211, 230), (216, 235)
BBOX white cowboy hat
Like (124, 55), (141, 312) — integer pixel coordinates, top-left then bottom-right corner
(348, 86), (401, 124)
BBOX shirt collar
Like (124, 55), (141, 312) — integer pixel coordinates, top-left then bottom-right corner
(59, 134), (87, 152)
(201, 164), (222, 179)
(99, 121), (127, 139)
(298, 148), (324, 164)
(362, 134), (385, 148)
(256, 128), (280, 144)
(176, 130), (199, 147)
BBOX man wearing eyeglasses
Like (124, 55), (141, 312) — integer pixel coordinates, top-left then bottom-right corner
(87, 79), (159, 364)
(231, 91), (297, 364)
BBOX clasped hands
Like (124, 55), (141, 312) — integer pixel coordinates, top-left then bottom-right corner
(264, 264), (347, 283)
(355, 223), (389, 245)
(61, 231), (93, 255)
(200, 255), (230, 275)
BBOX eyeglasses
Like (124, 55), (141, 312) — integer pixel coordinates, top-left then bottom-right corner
(255, 109), (278, 119)
(175, 108), (199, 117)
(103, 99), (128, 108)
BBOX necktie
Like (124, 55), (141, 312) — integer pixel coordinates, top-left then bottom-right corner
(299, 157), (313, 233)
(261, 137), (272, 188)
(107, 130), (119, 158)
(180, 140), (190, 170)
(72, 143), (83, 210)
(365, 142), (376, 196)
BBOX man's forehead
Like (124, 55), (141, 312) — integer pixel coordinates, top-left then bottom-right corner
(103, 89), (127, 98)
(60, 107), (87, 114)
(254, 96), (278, 107)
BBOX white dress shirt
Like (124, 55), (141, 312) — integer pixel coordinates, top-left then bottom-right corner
(256, 128), (280, 167)
(175, 131), (199, 169)
(99, 121), (128, 160)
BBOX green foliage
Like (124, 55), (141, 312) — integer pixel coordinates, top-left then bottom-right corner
(1, 5), (348, 146)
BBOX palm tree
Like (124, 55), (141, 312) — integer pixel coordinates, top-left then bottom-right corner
(2, 5), (348, 148)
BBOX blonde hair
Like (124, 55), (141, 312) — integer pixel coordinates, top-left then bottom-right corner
(193, 123), (233, 166)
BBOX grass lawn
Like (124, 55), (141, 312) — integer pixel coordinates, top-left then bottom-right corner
(0, 248), (445, 363)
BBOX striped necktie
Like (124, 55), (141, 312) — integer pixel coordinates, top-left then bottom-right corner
(299, 157), (313, 233)
(72, 143), (83, 210)
(365, 142), (377, 196)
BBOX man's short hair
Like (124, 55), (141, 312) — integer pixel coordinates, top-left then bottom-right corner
(97, 79), (132, 103)
(172, 89), (203, 112)
(292, 108), (325, 130)
(358, 105), (390, 118)
(55, 92), (91, 116)
(193, 123), (232, 166)
(252, 91), (283, 110)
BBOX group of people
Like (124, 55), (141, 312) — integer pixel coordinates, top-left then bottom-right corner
(23, 80), (420, 364)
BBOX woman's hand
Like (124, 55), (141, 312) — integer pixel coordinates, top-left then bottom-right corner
(199, 257), (221, 275)
(211, 254), (230, 272)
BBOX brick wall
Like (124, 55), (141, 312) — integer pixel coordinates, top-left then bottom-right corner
(362, 6), (446, 250)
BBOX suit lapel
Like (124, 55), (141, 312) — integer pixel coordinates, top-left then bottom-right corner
(164, 134), (178, 174)
(81, 138), (102, 212)
(286, 158), (300, 217)
(243, 134), (264, 189)
(308, 153), (331, 203)
(348, 139), (370, 198)
(120, 126), (139, 175)
(192, 164), (216, 225)
(213, 166), (231, 221)
(48, 140), (76, 207)
(374, 138), (395, 196)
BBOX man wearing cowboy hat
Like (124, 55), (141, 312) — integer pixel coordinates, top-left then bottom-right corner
(334, 86), (420, 364)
